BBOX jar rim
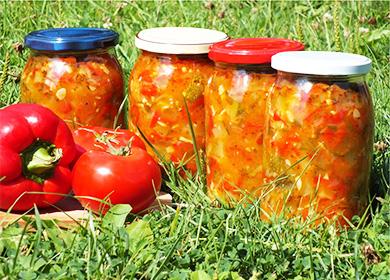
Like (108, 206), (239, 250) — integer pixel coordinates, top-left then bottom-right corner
(24, 28), (119, 52)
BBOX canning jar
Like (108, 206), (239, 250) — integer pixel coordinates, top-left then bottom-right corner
(129, 27), (228, 171)
(264, 51), (374, 223)
(21, 28), (124, 129)
(205, 38), (304, 205)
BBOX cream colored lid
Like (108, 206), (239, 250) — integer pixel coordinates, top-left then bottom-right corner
(135, 27), (229, 54)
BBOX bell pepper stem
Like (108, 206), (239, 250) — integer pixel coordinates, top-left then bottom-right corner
(27, 147), (62, 175)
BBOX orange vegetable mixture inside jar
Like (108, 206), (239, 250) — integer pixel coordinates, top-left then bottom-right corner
(264, 51), (374, 224)
(205, 39), (304, 205)
(129, 27), (228, 171)
(21, 28), (124, 129)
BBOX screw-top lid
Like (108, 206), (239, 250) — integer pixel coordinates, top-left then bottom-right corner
(208, 38), (304, 64)
(135, 27), (229, 54)
(271, 51), (372, 75)
(24, 28), (119, 51)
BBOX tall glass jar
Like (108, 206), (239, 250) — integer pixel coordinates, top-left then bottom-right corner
(205, 38), (304, 205)
(129, 27), (228, 172)
(21, 28), (124, 129)
(264, 51), (374, 224)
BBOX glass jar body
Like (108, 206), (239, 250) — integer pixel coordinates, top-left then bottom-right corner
(129, 51), (214, 172)
(21, 48), (124, 129)
(205, 62), (276, 205)
(263, 71), (374, 223)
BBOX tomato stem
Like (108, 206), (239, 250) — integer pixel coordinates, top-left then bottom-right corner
(81, 127), (134, 156)
(106, 137), (134, 156)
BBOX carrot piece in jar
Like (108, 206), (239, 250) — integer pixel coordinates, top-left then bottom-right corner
(139, 70), (154, 83)
(141, 83), (158, 97)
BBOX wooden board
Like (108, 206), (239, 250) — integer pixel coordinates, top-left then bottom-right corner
(0, 192), (172, 229)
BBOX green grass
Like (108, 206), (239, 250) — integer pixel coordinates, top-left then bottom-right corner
(0, 0), (389, 279)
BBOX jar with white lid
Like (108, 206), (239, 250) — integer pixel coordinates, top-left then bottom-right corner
(264, 51), (374, 224)
(129, 27), (228, 172)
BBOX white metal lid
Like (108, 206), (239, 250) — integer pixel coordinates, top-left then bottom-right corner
(271, 51), (372, 75)
(135, 27), (229, 54)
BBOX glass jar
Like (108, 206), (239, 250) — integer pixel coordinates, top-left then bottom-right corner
(21, 28), (124, 129)
(264, 51), (374, 224)
(129, 27), (228, 172)
(205, 38), (304, 205)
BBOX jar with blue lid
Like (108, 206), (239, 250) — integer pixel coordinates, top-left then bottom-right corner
(21, 28), (124, 129)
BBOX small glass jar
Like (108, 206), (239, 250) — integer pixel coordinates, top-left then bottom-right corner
(21, 28), (124, 129)
(264, 51), (374, 224)
(129, 27), (228, 171)
(205, 38), (304, 205)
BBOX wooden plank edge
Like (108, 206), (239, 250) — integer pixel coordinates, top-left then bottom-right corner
(0, 192), (172, 229)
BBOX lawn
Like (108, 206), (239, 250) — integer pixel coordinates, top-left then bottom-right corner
(0, 0), (389, 279)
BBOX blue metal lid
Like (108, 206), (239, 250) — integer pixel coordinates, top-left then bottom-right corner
(24, 28), (119, 51)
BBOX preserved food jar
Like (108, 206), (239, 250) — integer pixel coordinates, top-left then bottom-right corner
(264, 51), (374, 224)
(129, 27), (228, 171)
(205, 38), (304, 205)
(21, 28), (124, 129)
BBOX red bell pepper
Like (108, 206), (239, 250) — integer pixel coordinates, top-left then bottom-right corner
(0, 104), (77, 211)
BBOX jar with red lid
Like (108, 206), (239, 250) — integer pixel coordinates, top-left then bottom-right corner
(264, 51), (374, 224)
(205, 38), (304, 205)
(129, 27), (228, 172)
(21, 28), (124, 129)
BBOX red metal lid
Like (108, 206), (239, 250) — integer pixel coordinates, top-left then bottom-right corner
(208, 38), (305, 64)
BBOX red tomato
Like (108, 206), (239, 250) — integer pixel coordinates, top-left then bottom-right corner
(72, 126), (146, 153)
(72, 147), (162, 213)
